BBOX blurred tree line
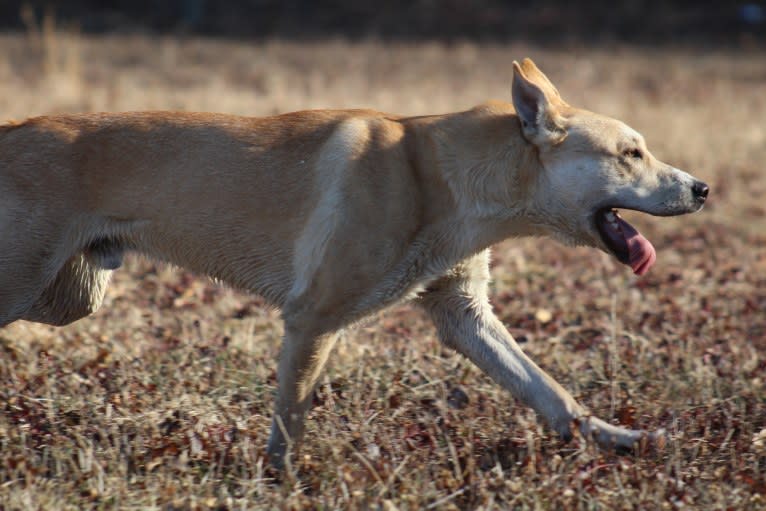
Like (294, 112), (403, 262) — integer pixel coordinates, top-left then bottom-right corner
(0, 1), (763, 46)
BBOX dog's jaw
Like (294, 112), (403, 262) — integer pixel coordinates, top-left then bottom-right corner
(595, 209), (657, 275)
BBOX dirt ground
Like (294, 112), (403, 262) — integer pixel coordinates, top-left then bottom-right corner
(0, 30), (764, 510)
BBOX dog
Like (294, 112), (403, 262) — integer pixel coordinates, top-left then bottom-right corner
(0, 58), (708, 466)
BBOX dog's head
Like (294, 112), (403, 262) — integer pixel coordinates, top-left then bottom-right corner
(512, 58), (708, 275)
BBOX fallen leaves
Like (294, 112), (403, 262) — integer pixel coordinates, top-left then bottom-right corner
(752, 429), (766, 454)
(534, 308), (553, 324)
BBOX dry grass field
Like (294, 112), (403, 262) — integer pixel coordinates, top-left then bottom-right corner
(0, 27), (764, 510)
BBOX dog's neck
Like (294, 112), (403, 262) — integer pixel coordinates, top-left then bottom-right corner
(403, 102), (547, 254)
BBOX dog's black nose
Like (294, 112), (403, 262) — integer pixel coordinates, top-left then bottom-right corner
(692, 181), (709, 202)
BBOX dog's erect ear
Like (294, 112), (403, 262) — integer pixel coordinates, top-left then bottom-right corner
(517, 58), (566, 105)
(512, 60), (567, 147)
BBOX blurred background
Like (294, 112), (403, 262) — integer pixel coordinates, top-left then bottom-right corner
(0, 1), (763, 118)
(0, 1), (764, 46)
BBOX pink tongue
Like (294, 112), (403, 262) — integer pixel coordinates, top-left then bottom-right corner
(617, 217), (657, 276)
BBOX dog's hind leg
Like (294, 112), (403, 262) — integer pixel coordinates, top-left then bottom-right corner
(266, 310), (339, 468)
(21, 253), (112, 326)
(0, 240), (61, 327)
(419, 250), (656, 452)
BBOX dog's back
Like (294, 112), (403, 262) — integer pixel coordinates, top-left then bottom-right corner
(0, 109), (427, 324)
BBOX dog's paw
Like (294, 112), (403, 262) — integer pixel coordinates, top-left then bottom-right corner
(574, 416), (665, 455)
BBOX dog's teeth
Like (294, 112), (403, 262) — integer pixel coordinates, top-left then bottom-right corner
(603, 210), (622, 231)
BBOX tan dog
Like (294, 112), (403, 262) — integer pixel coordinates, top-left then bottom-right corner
(0, 59), (708, 466)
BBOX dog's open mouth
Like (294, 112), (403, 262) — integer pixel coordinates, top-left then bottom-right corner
(595, 209), (656, 276)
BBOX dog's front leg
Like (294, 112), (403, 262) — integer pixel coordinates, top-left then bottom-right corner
(419, 252), (653, 451)
(266, 317), (338, 468)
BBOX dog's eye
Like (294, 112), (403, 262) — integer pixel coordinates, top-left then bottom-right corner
(623, 148), (643, 159)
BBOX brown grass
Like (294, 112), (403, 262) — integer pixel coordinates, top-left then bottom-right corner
(0, 30), (764, 510)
